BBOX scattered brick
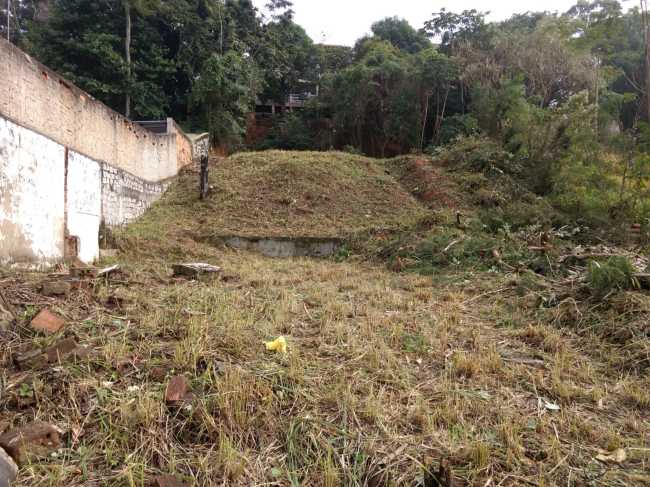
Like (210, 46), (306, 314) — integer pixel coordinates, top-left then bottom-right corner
(165, 376), (188, 404)
(30, 309), (65, 334)
(0, 447), (18, 487)
(0, 422), (63, 466)
(40, 281), (71, 297)
(154, 474), (187, 487)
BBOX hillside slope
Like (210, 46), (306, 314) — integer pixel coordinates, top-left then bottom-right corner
(126, 151), (428, 250)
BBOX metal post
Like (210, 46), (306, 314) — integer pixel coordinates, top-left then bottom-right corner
(6, 0), (10, 42)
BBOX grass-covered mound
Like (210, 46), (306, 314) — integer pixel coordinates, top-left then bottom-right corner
(119, 151), (428, 256)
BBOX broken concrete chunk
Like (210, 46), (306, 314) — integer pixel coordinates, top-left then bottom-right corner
(154, 474), (187, 487)
(165, 375), (189, 404)
(0, 422), (63, 466)
(172, 263), (222, 279)
(15, 338), (86, 370)
(30, 309), (65, 334)
(0, 447), (18, 487)
(40, 281), (71, 297)
(14, 350), (49, 370)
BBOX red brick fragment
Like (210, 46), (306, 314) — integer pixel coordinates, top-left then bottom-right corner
(164, 376), (188, 404)
(154, 474), (187, 487)
(30, 309), (65, 334)
(0, 422), (62, 465)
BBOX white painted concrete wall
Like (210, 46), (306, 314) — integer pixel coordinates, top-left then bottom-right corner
(0, 117), (66, 264)
(1, 114), (175, 266)
(67, 151), (102, 263)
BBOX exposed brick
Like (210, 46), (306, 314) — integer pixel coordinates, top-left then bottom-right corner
(165, 376), (188, 404)
(0, 422), (62, 465)
(30, 309), (65, 334)
(154, 474), (187, 487)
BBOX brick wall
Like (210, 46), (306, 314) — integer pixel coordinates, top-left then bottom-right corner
(0, 39), (199, 266)
(0, 38), (191, 182)
(101, 164), (169, 226)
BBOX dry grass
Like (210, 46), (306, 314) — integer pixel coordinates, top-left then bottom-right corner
(1, 235), (649, 486)
(126, 151), (428, 246)
(1, 152), (649, 486)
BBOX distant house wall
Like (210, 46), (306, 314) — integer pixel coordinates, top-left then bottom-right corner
(0, 38), (197, 267)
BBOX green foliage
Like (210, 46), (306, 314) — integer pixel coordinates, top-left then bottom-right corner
(370, 16), (431, 54)
(192, 51), (260, 149)
(422, 8), (487, 52)
(587, 257), (638, 295)
(326, 39), (420, 156)
(258, 112), (316, 151)
(315, 44), (353, 74)
(385, 226), (534, 275)
(438, 114), (479, 144)
(257, 21), (316, 104)
(436, 135), (518, 175)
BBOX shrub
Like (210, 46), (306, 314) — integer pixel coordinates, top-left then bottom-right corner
(438, 114), (479, 145)
(437, 135), (519, 175)
(586, 257), (638, 296)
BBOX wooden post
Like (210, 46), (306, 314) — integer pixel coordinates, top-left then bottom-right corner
(199, 155), (209, 200)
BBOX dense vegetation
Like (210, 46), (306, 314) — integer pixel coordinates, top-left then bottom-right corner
(4, 0), (650, 229)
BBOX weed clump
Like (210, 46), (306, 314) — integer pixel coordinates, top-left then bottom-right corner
(586, 256), (638, 296)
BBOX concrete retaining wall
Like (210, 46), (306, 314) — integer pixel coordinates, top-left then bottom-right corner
(0, 118), (65, 264)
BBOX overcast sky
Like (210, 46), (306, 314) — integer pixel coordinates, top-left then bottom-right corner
(252, 0), (588, 46)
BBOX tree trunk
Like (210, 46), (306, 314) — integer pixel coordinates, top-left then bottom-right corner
(642, 0), (650, 121)
(124, 1), (132, 118)
(420, 93), (430, 152)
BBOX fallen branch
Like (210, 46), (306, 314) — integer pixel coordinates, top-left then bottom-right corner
(443, 238), (464, 253)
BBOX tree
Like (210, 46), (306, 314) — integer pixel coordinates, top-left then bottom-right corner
(265, 0), (293, 22)
(192, 51), (261, 149)
(415, 48), (457, 148)
(256, 19), (315, 104)
(370, 17), (430, 54)
(123, 0), (159, 118)
(422, 8), (488, 53)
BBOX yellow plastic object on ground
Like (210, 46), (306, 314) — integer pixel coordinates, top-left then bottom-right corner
(265, 336), (287, 354)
